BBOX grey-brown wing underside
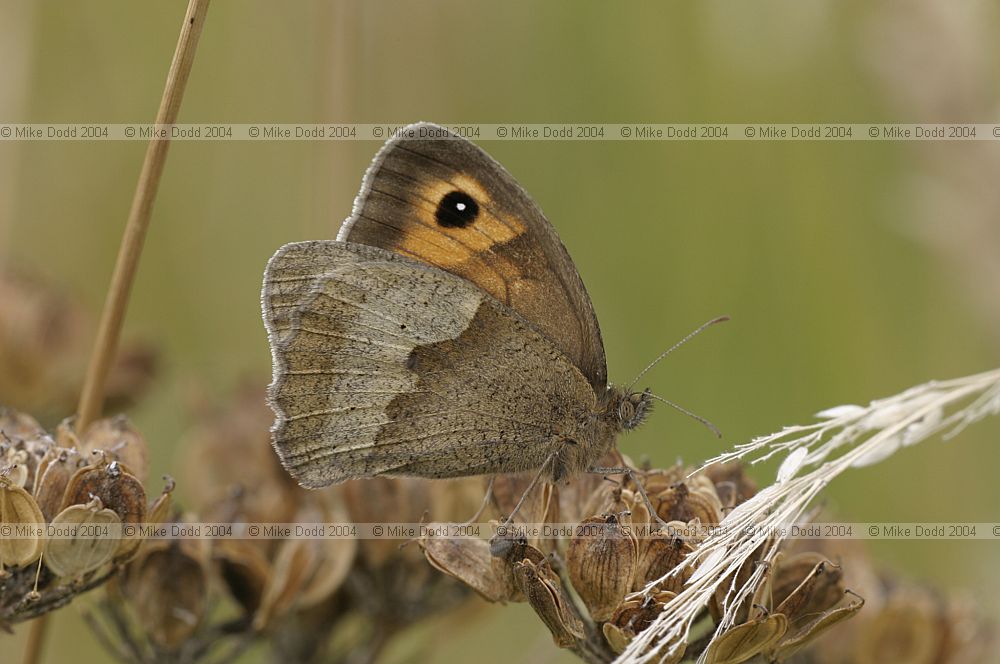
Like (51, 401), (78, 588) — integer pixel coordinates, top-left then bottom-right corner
(261, 240), (597, 488)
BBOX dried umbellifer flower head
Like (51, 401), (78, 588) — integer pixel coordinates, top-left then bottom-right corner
(182, 385), (300, 525)
(251, 500), (357, 631)
(567, 512), (638, 622)
(1, 407), (164, 631)
(0, 267), (157, 420)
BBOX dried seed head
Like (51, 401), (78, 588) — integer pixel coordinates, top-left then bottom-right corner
(253, 537), (318, 631)
(632, 526), (696, 594)
(293, 502), (356, 610)
(567, 512), (638, 622)
(705, 611), (789, 664)
(182, 386), (299, 524)
(44, 496), (120, 579)
(0, 477), (44, 567)
(0, 267), (157, 419)
(772, 591), (864, 661)
(32, 447), (84, 521)
(603, 592), (682, 657)
(651, 480), (724, 526)
(771, 553), (845, 628)
(2, 451), (29, 488)
(60, 459), (147, 559)
(214, 539), (272, 616)
(0, 409), (52, 492)
(129, 541), (209, 651)
(77, 415), (150, 483)
(421, 525), (544, 603)
(703, 462), (759, 507)
(514, 557), (585, 648)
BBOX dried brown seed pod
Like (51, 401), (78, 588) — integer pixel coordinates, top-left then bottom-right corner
(77, 415), (150, 484)
(60, 459), (146, 559)
(567, 513), (638, 622)
(294, 502), (357, 610)
(770, 591), (864, 661)
(32, 447), (84, 521)
(0, 406), (46, 441)
(146, 476), (175, 525)
(44, 496), (120, 579)
(852, 589), (941, 664)
(129, 541), (209, 651)
(651, 481), (723, 526)
(513, 557), (584, 648)
(253, 537), (318, 631)
(702, 462), (758, 507)
(2, 451), (29, 488)
(632, 525), (695, 593)
(704, 611), (789, 664)
(0, 477), (44, 567)
(771, 554), (844, 628)
(213, 539), (272, 616)
(602, 592), (682, 658)
(421, 528), (543, 603)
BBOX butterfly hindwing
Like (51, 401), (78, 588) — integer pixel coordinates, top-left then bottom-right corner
(262, 241), (599, 487)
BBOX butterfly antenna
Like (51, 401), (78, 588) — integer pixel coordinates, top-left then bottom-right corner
(626, 315), (730, 392)
(648, 393), (723, 438)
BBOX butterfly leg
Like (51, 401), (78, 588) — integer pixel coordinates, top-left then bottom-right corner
(587, 465), (676, 533)
(460, 475), (496, 526)
(497, 453), (555, 530)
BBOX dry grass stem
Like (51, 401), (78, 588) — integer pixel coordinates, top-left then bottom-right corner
(619, 368), (1000, 663)
(74, 0), (211, 432)
(23, 3), (211, 664)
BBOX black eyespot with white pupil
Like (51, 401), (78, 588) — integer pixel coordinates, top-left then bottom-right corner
(435, 190), (479, 228)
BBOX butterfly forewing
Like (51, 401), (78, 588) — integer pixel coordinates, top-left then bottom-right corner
(338, 123), (608, 391)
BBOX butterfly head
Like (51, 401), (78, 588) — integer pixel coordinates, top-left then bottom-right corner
(614, 388), (653, 431)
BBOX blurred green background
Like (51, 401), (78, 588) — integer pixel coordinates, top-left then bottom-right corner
(3, 1), (999, 661)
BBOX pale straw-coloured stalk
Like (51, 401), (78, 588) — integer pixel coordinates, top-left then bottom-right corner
(617, 367), (1000, 664)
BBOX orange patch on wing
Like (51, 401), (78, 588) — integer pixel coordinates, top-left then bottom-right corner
(390, 174), (532, 306)
(399, 175), (527, 266)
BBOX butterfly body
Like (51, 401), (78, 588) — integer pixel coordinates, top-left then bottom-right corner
(262, 124), (652, 488)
